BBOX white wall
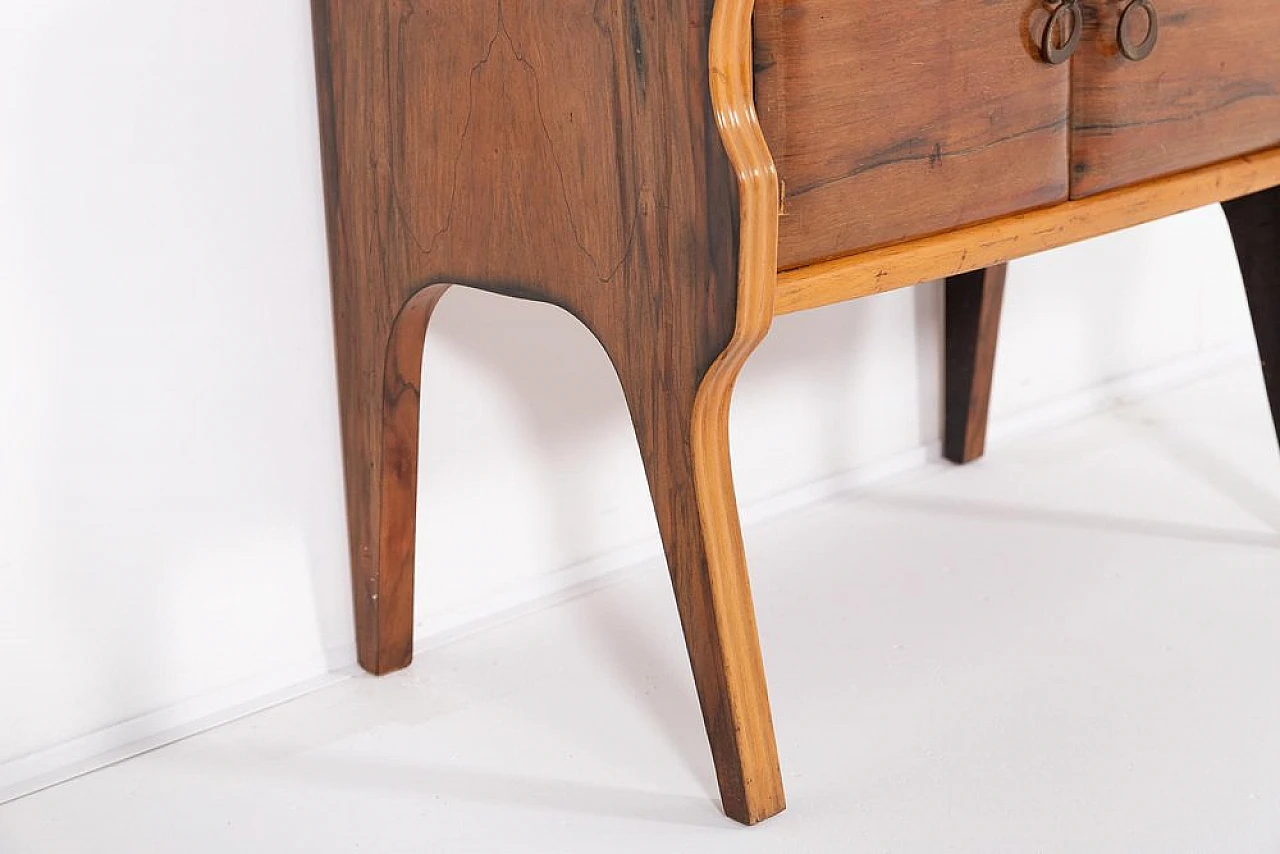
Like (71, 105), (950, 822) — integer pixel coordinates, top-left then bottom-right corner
(0, 1), (1256, 791)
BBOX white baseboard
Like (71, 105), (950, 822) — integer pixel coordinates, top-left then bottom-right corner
(0, 342), (1254, 806)
(0, 656), (355, 805)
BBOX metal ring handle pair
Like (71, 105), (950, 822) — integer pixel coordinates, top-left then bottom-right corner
(1040, 0), (1159, 65)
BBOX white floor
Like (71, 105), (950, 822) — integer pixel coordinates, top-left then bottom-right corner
(6, 362), (1280, 853)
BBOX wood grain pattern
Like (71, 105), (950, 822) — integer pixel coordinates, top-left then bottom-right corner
(1224, 186), (1280, 448)
(1072, 0), (1280, 197)
(754, 0), (1070, 269)
(945, 265), (1007, 464)
(776, 147), (1280, 315)
(312, 0), (783, 825)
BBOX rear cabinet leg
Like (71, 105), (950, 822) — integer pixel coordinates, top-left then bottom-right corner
(333, 284), (450, 676)
(1224, 187), (1280, 447)
(609, 349), (785, 826)
(944, 264), (1008, 464)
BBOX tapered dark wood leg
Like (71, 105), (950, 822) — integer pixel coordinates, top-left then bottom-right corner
(1224, 186), (1280, 445)
(331, 283), (451, 676)
(603, 339), (784, 826)
(944, 264), (1008, 464)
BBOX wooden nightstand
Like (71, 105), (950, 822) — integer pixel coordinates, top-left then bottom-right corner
(310, 0), (1280, 825)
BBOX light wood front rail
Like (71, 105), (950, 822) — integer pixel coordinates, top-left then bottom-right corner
(776, 147), (1280, 316)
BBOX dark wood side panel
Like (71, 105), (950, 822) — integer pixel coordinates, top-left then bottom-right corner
(754, 1), (1071, 270)
(312, 0), (782, 824)
(315, 0), (737, 672)
(1072, 0), (1280, 197)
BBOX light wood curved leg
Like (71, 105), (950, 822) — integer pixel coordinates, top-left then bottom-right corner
(334, 283), (451, 676)
(608, 343), (785, 826)
(1224, 187), (1280, 447)
(944, 263), (1008, 464)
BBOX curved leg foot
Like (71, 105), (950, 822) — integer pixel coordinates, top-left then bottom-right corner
(611, 347), (785, 825)
(945, 263), (1008, 464)
(1224, 187), (1280, 446)
(334, 284), (451, 675)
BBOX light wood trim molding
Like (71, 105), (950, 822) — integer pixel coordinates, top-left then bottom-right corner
(709, 0), (781, 337)
(776, 147), (1280, 316)
(685, 0), (786, 825)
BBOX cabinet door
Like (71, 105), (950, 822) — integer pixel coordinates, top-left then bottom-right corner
(1072, 0), (1280, 197)
(755, 1), (1070, 270)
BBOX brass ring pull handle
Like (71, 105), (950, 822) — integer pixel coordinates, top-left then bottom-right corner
(1041, 0), (1084, 65)
(1119, 0), (1159, 61)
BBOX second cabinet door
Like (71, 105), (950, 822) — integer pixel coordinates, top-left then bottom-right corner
(1072, 0), (1280, 197)
(755, 1), (1071, 269)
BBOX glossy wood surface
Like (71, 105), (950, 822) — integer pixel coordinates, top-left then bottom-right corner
(312, 0), (782, 824)
(1072, 0), (1280, 197)
(945, 265), (1007, 464)
(776, 147), (1280, 315)
(754, 0), (1070, 269)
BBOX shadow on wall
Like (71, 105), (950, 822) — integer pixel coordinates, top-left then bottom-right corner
(409, 279), (946, 598)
